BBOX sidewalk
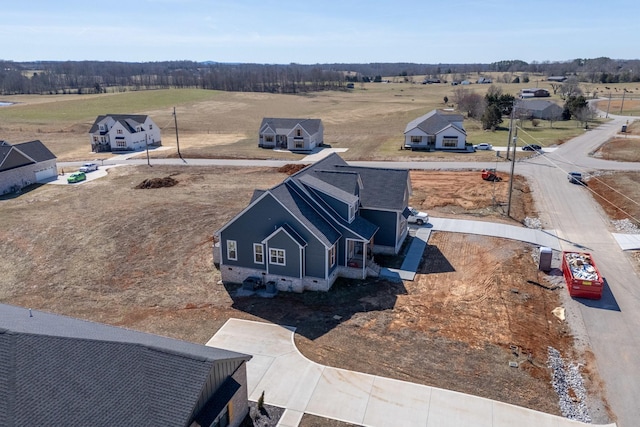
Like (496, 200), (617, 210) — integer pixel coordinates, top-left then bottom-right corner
(207, 318), (615, 427)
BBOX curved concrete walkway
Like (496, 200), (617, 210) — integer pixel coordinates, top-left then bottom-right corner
(207, 318), (615, 427)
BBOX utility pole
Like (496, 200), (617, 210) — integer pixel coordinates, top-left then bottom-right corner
(605, 91), (612, 118)
(506, 109), (515, 161)
(506, 129), (518, 218)
(145, 134), (150, 166)
(173, 107), (182, 159)
(620, 89), (627, 114)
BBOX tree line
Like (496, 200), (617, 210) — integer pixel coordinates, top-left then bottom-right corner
(1, 57), (639, 95)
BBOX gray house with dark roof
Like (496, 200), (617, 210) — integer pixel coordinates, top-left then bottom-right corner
(0, 140), (57, 195)
(89, 114), (161, 152)
(0, 303), (251, 427)
(258, 118), (323, 152)
(515, 99), (564, 120)
(403, 110), (467, 151)
(215, 153), (411, 292)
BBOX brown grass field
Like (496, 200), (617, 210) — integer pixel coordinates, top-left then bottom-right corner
(3, 78), (634, 162)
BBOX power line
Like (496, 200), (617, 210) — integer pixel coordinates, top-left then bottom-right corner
(513, 126), (640, 224)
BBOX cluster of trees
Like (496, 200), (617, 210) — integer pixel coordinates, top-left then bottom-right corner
(0, 60), (346, 95)
(453, 82), (596, 131)
(1, 57), (639, 96)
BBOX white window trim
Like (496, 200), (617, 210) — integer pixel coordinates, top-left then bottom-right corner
(227, 240), (237, 261)
(329, 245), (336, 267)
(348, 203), (356, 222)
(253, 243), (264, 264)
(269, 248), (286, 266)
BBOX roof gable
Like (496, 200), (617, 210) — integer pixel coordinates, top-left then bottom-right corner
(259, 118), (322, 135)
(89, 114), (149, 134)
(405, 110), (464, 135)
(13, 140), (56, 163)
(0, 146), (32, 171)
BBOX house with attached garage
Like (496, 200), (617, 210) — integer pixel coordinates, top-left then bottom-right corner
(515, 99), (564, 121)
(0, 303), (251, 427)
(89, 114), (161, 152)
(258, 117), (323, 152)
(0, 140), (57, 195)
(214, 153), (412, 292)
(403, 109), (468, 151)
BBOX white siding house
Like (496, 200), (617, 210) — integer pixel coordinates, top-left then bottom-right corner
(258, 118), (323, 152)
(89, 114), (162, 152)
(404, 110), (467, 151)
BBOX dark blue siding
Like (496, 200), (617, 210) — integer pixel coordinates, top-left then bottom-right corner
(221, 193), (328, 279)
(359, 209), (397, 247)
(266, 230), (300, 277)
(312, 191), (349, 221)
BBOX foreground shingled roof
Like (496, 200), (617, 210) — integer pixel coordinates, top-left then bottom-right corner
(0, 304), (249, 426)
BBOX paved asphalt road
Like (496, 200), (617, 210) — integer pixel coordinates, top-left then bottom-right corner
(58, 112), (640, 426)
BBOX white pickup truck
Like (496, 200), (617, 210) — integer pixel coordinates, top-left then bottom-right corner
(79, 162), (98, 172)
(408, 207), (429, 225)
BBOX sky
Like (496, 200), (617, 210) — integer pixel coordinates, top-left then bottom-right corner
(2, 0), (638, 64)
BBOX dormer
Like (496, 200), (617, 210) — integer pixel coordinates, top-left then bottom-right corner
(298, 174), (359, 223)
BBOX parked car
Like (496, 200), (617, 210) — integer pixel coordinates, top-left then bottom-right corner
(522, 144), (542, 152)
(474, 143), (493, 151)
(567, 172), (583, 184)
(407, 207), (429, 225)
(79, 162), (98, 172)
(67, 172), (86, 183)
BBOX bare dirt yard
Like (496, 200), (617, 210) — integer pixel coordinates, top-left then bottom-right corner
(0, 165), (608, 423)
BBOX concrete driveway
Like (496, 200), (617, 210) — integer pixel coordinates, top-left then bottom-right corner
(207, 318), (615, 427)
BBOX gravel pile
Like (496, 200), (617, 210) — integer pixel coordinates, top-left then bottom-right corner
(611, 218), (640, 233)
(524, 217), (542, 229)
(547, 346), (591, 423)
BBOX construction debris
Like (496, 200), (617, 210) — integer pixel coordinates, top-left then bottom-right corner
(551, 307), (566, 321)
(547, 347), (591, 423)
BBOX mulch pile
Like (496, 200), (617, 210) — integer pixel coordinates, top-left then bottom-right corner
(277, 164), (307, 175)
(135, 176), (178, 189)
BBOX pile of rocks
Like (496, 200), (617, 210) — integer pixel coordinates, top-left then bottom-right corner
(611, 218), (640, 233)
(523, 217), (542, 229)
(547, 346), (591, 423)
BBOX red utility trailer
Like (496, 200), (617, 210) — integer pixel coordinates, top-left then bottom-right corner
(561, 251), (603, 299)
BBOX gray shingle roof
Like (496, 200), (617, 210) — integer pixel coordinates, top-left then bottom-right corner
(260, 118), (322, 135)
(89, 114), (149, 134)
(515, 99), (561, 112)
(0, 140), (56, 172)
(298, 174), (359, 205)
(268, 181), (341, 247)
(14, 140), (57, 163)
(293, 153), (409, 212)
(0, 304), (250, 427)
(404, 110), (465, 135)
(335, 165), (409, 211)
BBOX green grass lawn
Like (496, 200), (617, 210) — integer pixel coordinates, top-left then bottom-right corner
(0, 89), (222, 124)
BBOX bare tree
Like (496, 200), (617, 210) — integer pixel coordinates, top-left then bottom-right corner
(559, 77), (583, 100)
(549, 82), (562, 95)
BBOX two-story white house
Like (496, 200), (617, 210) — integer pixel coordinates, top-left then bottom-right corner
(258, 118), (323, 152)
(403, 110), (467, 151)
(89, 114), (162, 152)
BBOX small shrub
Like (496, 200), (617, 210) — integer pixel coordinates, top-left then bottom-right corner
(257, 391), (265, 411)
(531, 119), (540, 127)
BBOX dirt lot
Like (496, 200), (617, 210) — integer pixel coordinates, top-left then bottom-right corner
(0, 165), (605, 421)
